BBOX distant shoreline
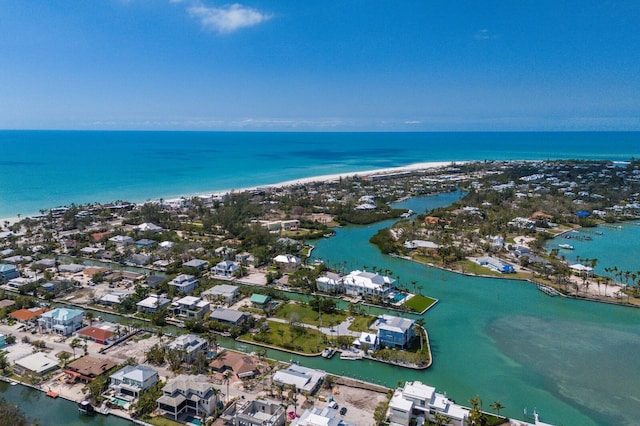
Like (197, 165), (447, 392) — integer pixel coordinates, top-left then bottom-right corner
(1, 160), (461, 225)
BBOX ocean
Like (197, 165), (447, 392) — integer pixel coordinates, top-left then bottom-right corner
(1, 131), (639, 219)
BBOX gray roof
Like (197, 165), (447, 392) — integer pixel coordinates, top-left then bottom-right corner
(210, 308), (247, 323)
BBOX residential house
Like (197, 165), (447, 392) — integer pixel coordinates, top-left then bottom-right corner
(273, 254), (301, 272)
(209, 350), (261, 379)
(209, 308), (249, 327)
(235, 252), (255, 265)
(136, 222), (163, 233)
(136, 294), (171, 314)
(166, 334), (208, 362)
(214, 246), (237, 260)
(211, 260), (240, 277)
(168, 274), (198, 294)
(168, 296), (211, 320)
(182, 259), (208, 271)
(135, 238), (156, 248)
(291, 406), (355, 426)
(0, 264), (20, 281)
(76, 326), (116, 345)
(342, 270), (395, 297)
(374, 315), (415, 349)
(38, 307), (84, 336)
(157, 374), (219, 421)
(65, 356), (117, 383)
(387, 381), (470, 426)
(249, 294), (271, 309)
(110, 365), (159, 400)
(272, 365), (325, 394)
(475, 257), (515, 274)
(99, 291), (128, 307)
(10, 307), (48, 324)
(221, 399), (285, 426)
(109, 235), (134, 246)
(315, 272), (344, 294)
(14, 352), (60, 377)
(352, 332), (379, 352)
(201, 284), (239, 305)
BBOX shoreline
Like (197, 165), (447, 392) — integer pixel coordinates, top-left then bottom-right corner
(1, 161), (461, 224)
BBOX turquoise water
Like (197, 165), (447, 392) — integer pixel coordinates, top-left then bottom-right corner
(308, 194), (640, 426)
(1, 131), (639, 218)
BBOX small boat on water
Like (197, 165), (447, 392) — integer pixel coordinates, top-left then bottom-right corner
(78, 400), (96, 415)
(321, 347), (336, 359)
(558, 243), (574, 250)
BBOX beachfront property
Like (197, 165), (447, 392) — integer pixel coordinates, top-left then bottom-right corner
(209, 307), (250, 326)
(157, 374), (219, 421)
(0, 264), (20, 282)
(109, 364), (159, 400)
(168, 274), (199, 294)
(474, 256), (515, 274)
(316, 270), (396, 298)
(292, 406), (355, 426)
(38, 307), (84, 336)
(166, 334), (208, 362)
(65, 355), (118, 383)
(136, 294), (172, 314)
(221, 399), (286, 426)
(168, 295), (211, 320)
(201, 284), (239, 304)
(387, 381), (470, 426)
(272, 365), (326, 394)
(13, 352), (60, 377)
(211, 260), (240, 277)
(273, 254), (302, 271)
(373, 315), (416, 349)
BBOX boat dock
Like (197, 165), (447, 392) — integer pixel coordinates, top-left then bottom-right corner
(536, 284), (562, 297)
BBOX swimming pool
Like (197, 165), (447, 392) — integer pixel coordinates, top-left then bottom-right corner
(185, 415), (202, 426)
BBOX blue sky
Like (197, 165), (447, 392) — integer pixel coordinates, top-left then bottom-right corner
(1, 1), (639, 131)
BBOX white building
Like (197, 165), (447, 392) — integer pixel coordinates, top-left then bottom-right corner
(316, 270), (395, 297)
(387, 381), (470, 426)
(272, 365), (326, 394)
(157, 374), (218, 421)
(168, 296), (210, 320)
(168, 274), (198, 294)
(109, 365), (159, 400)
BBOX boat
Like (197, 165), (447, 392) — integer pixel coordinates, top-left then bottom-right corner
(339, 350), (363, 360)
(78, 400), (96, 415)
(558, 243), (574, 250)
(46, 390), (59, 398)
(321, 347), (336, 359)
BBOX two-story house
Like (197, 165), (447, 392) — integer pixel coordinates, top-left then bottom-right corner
(38, 307), (84, 336)
(109, 365), (159, 400)
(157, 374), (218, 421)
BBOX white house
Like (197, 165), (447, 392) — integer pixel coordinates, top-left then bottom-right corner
(212, 260), (239, 277)
(201, 284), (239, 304)
(342, 270), (395, 297)
(273, 254), (301, 271)
(272, 365), (325, 394)
(166, 334), (208, 362)
(157, 374), (218, 421)
(387, 381), (470, 426)
(136, 222), (163, 233)
(109, 365), (159, 400)
(168, 296), (210, 320)
(136, 294), (171, 314)
(168, 274), (198, 294)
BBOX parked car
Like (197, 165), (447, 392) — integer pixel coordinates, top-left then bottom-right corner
(328, 401), (338, 409)
(340, 407), (347, 415)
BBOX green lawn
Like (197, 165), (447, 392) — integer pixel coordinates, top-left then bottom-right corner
(273, 301), (348, 327)
(241, 320), (327, 354)
(348, 315), (376, 332)
(402, 294), (437, 313)
(146, 417), (184, 426)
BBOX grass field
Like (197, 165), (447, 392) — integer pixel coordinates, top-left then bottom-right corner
(273, 301), (348, 327)
(403, 294), (438, 313)
(241, 320), (327, 354)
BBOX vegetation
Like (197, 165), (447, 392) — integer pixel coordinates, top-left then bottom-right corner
(402, 294), (437, 313)
(241, 320), (326, 354)
(0, 397), (35, 426)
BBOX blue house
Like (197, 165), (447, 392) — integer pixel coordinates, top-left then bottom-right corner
(0, 264), (19, 282)
(38, 307), (84, 336)
(376, 315), (416, 349)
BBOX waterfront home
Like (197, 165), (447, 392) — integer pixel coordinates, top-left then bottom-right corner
(76, 325), (116, 345)
(202, 284), (239, 305)
(14, 352), (60, 377)
(209, 350), (261, 379)
(569, 263), (594, 276)
(127, 253), (152, 266)
(38, 307), (84, 336)
(475, 256), (515, 274)
(272, 365), (326, 394)
(109, 365), (159, 400)
(273, 254), (301, 272)
(65, 355), (117, 383)
(168, 274), (198, 294)
(249, 293), (271, 309)
(98, 291), (128, 307)
(374, 315), (415, 349)
(0, 264), (20, 282)
(403, 240), (440, 250)
(315, 272), (344, 294)
(10, 306), (49, 324)
(209, 308), (250, 327)
(342, 270), (395, 297)
(157, 374), (219, 421)
(166, 334), (208, 362)
(292, 406), (354, 426)
(387, 381), (469, 426)
(136, 294), (171, 314)
(212, 260), (240, 277)
(352, 332), (379, 352)
(58, 263), (85, 274)
(183, 258), (209, 271)
(221, 399), (286, 426)
(168, 296), (211, 320)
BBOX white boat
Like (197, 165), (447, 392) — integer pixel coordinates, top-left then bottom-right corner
(339, 350), (363, 360)
(558, 243), (574, 250)
(321, 347), (336, 358)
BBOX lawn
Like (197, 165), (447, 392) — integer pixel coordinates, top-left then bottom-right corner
(147, 417), (184, 426)
(348, 315), (376, 332)
(273, 301), (348, 327)
(402, 294), (438, 313)
(241, 320), (328, 354)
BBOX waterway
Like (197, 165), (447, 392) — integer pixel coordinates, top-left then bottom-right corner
(307, 193), (640, 426)
(0, 381), (131, 426)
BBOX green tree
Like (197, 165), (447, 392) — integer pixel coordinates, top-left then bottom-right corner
(0, 397), (34, 426)
(69, 337), (83, 358)
(490, 400), (505, 416)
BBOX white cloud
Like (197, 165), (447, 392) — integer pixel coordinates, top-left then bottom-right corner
(187, 3), (271, 34)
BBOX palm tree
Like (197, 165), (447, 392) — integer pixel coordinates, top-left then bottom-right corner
(490, 400), (505, 416)
(432, 411), (452, 426)
(414, 318), (425, 350)
(69, 337), (82, 358)
(223, 370), (232, 403)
